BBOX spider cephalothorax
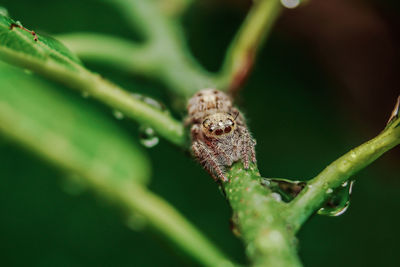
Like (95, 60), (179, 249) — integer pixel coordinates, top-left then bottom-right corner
(186, 89), (256, 182)
(201, 113), (236, 138)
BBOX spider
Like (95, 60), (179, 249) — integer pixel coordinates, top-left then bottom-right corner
(186, 89), (256, 182)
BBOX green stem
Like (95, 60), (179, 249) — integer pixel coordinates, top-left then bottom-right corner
(217, 0), (282, 92)
(224, 163), (302, 267)
(62, 0), (283, 98)
(157, 0), (194, 17)
(286, 121), (400, 232)
(58, 33), (158, 76)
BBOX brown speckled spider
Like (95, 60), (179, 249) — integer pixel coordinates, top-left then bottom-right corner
(186, 89), (256, 182)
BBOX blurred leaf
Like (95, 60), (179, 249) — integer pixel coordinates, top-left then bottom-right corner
(0, 13), (81, 69)
(0, 61), (151, 185)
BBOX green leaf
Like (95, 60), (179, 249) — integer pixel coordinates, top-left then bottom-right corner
(0, 14), (81, 69)
(0, 61), (151, 185)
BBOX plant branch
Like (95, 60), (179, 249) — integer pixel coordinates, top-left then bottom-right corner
(156, 0), (194, 17)
(58, 32), (215, 99)
(217, 0), (282, 93)
(61, 0), (283, 98)
(286, 104), (400, 232)
(223, 163), (302, 267)
(58, 33), (158, 76)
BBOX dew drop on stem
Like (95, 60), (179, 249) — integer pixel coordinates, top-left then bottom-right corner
(139, 126), (159, 148)
(113, 110), (124, 120)
(281, 0), (300, 9)
(260, 177), (306, 202)
(131, 93), (169, 114)
(318, 180), (355, 217)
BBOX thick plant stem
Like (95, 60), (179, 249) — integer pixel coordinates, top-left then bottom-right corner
(224, 163), (302, 267)
(286, 121), (400, 232)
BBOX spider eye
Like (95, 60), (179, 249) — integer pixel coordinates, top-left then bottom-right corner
(227, 119), (234, 126)
(202, 119), (210, 127)
(215, 129), (223, 135)
(224, 126), (232, 133)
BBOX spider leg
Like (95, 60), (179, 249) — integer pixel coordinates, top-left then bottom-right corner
(250, 138), (257, 164)
(192, 141), (228, 182)
(238, 126), (251, 169)
(208, 139), (233, 166)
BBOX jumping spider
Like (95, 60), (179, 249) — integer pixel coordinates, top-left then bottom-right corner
(186, 89), (256, 182)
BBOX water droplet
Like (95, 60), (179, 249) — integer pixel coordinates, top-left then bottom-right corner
(131, 93), (168, 113)
(281, 0), (300, 9)
(261, 178), (306, 202)
(112, 110), (124, 120)
(139, 126), (159, 148)
(271, 192), (282, 202)
(318, 180), (355, 216)
(81, 91), (90, 98)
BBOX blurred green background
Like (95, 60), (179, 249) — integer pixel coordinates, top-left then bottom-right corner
(0, 0), (399, 266)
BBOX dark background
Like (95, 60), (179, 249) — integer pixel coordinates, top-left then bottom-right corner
(0, 0), (399, 266)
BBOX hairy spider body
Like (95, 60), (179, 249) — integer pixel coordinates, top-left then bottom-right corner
(187, 89), (256, 182)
